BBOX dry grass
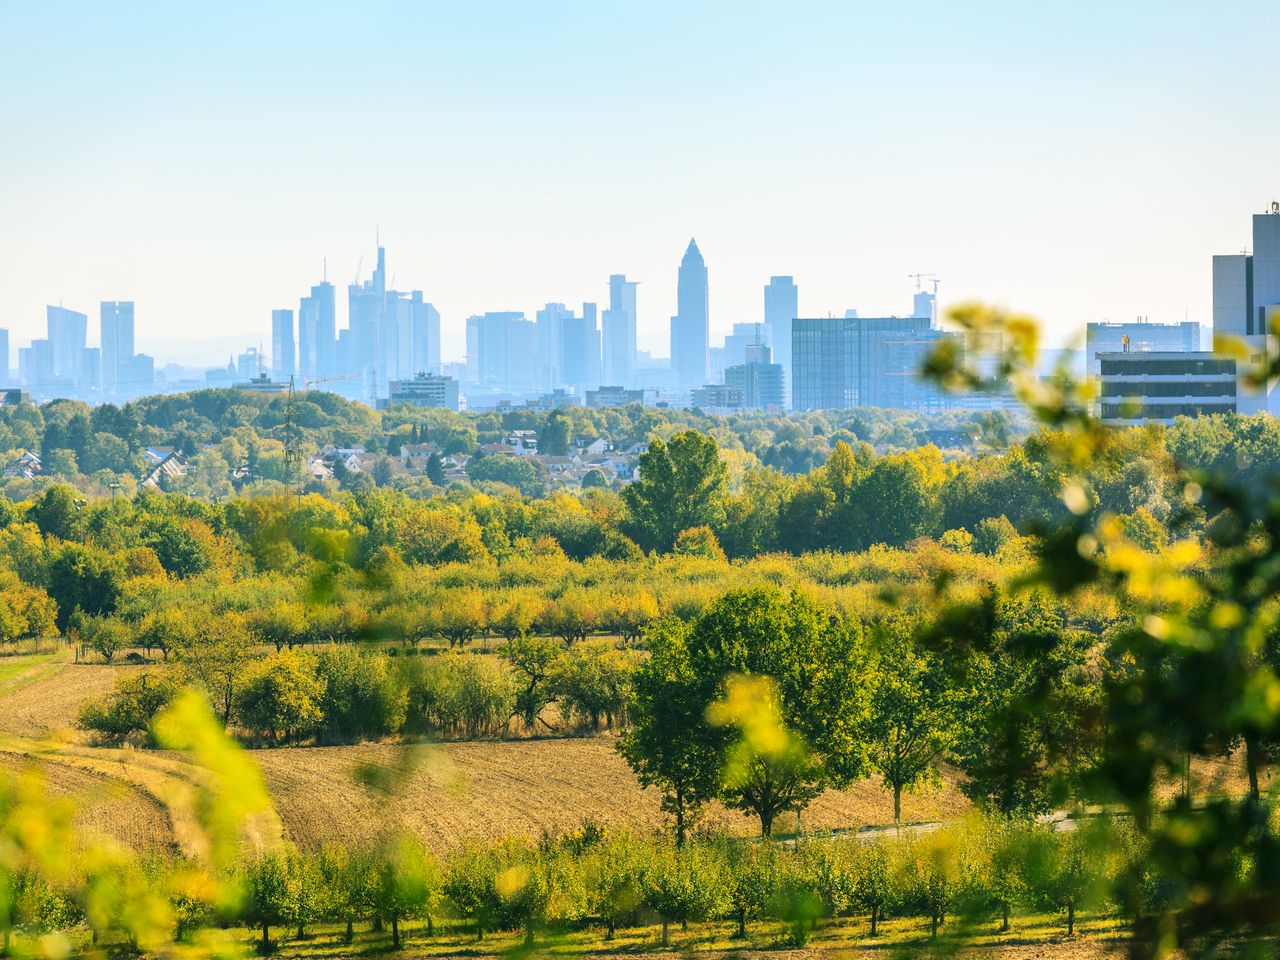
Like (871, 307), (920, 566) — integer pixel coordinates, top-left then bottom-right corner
(254, 735), (972, 852)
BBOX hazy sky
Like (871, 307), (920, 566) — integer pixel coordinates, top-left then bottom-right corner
(2, 1), (1278, 366)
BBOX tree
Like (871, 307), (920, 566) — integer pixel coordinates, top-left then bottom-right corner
(641, 843), (727, 946)
(373, 836), (438, 949)
(684, 589), (871, 836)
(499, 635), (562, 730)
(78, 673), (181, 746)
(425, 452), (445, 485)
(540, 411), (572, 456)
(243, 853), (289, 954)
(174, 612), (257, 726)
(618, 620), (721, 847)
(622, 431), (728, 553)
(235, 651), (325, 744)
(72, 613), (130, 663)
(45, 543), (124, 630)
(865, 620), (963, 823)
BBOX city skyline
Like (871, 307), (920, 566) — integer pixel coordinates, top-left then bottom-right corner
(4, 2), (1280, 365)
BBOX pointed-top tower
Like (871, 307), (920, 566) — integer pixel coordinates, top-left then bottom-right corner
(671, 238), (709, 389)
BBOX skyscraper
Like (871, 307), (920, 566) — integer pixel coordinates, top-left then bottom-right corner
(99, 301), (135, 394)
(671, 239), (708, 389)
(602, 274), (638, 386)
(47, 306), (87, 383)
(763, 276), (798, 401)
(271, 309), (295, 379)
(1211, 203), (1280, 412)
(792, 314), (946, 411)
(298, 279), (336, 380)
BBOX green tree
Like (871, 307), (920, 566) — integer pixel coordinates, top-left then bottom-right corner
(243, 853), (290, 954)
(618, 620), (721, 846)
(865, 620), (963, 823)
(622, 431), (728, 553)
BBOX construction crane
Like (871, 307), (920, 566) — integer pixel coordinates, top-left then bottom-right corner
(908, 273), (940, 294)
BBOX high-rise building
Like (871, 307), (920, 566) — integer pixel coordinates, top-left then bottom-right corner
(763, 276), (798, 400)
(671, 239), (709, 389)
(0, 329), (9, 387)
(348, 246), (387, 377)
(602, 274), (638, 386)
(47, 306), (87, 383)
(724, 343), (785, 411)
(1211, 203), (1280, 412)
(1084, 321), (1201, 377)
(100, 301), (134, 394)
(298, 280), (336, 380)
(271, 309), (295, 379)
(466, 312), (537, 392)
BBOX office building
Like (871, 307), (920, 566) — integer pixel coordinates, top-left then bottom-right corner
(1097, 351), (1237, 425)
(764, 276), (798, 400)
(1213, 203), (1280, 413)
(691, 383), (744, 411)
(271, 309), (295, 379)
(466, 312), (537, 392)
(724, 343), (785, 411)
(586, 385), (644, 408)
(388, 372), (459, 411)
(792, 314), (938, 411)
(100, 301), (134, 394)
(602, 274), (638, 387)
(47, 306), (87, 383)
(1085, 321), (1200, 377)
(671, 239), (709, 389)
(298, 279), (336, 381)
(722, 322), (769, 369)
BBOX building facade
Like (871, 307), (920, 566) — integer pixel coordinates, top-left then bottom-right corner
(388, 371), (460, 411)
(271, 309), (295, 379)
(1097, 351), (1237, 425)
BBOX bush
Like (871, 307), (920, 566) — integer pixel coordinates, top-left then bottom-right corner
(235, 651), (325, 744)
(314, 646), (408, 743)
(78, 672), (181, 746)
(404, 653), (516, 738)
(551, 642), (636, 732)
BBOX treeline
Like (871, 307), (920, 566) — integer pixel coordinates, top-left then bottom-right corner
(4, 805), (1134, 956)
(79, 643), (637, 746)
(0, 388), (1015, 500)
(1, 408), (1262, 646)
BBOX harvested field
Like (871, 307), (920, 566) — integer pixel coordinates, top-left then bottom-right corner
(254, 735), (972, 851)
(0, 655), (136, 739)
(0, 750), (175, 852)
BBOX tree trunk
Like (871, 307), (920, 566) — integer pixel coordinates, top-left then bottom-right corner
(426, 914), (434, 937)
(894, 783), (902, 824)
(869, 905), (878, 936)
(737, 906), (746, 938)
(1067, 902), (1075, 936)
(525, 922), (535, 947)
(681, 918), (688, 932)
(391, 916), (400, 950)
(930, 913), (939, 939)
(1000, 902), (1010, 932)
(372, 915), (383, 933)
(675, 795), (686, 848)
(345, 919), (353, 943)
(760, 809), (774, 838)
(606, 918), (616, 941)
(261, 922), (270, 954)
(661, 919), (670, 946)
(296, 921), (304, 938)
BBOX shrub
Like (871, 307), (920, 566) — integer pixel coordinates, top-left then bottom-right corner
(404, 653), (516, 738)
(314, 647), (408, 743)
(235, 651), (325, 744)
(78, 672), (182, 746)
(551, 642), (636, 732)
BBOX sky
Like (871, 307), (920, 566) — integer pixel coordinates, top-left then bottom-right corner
(2, 0), (1279, 367)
